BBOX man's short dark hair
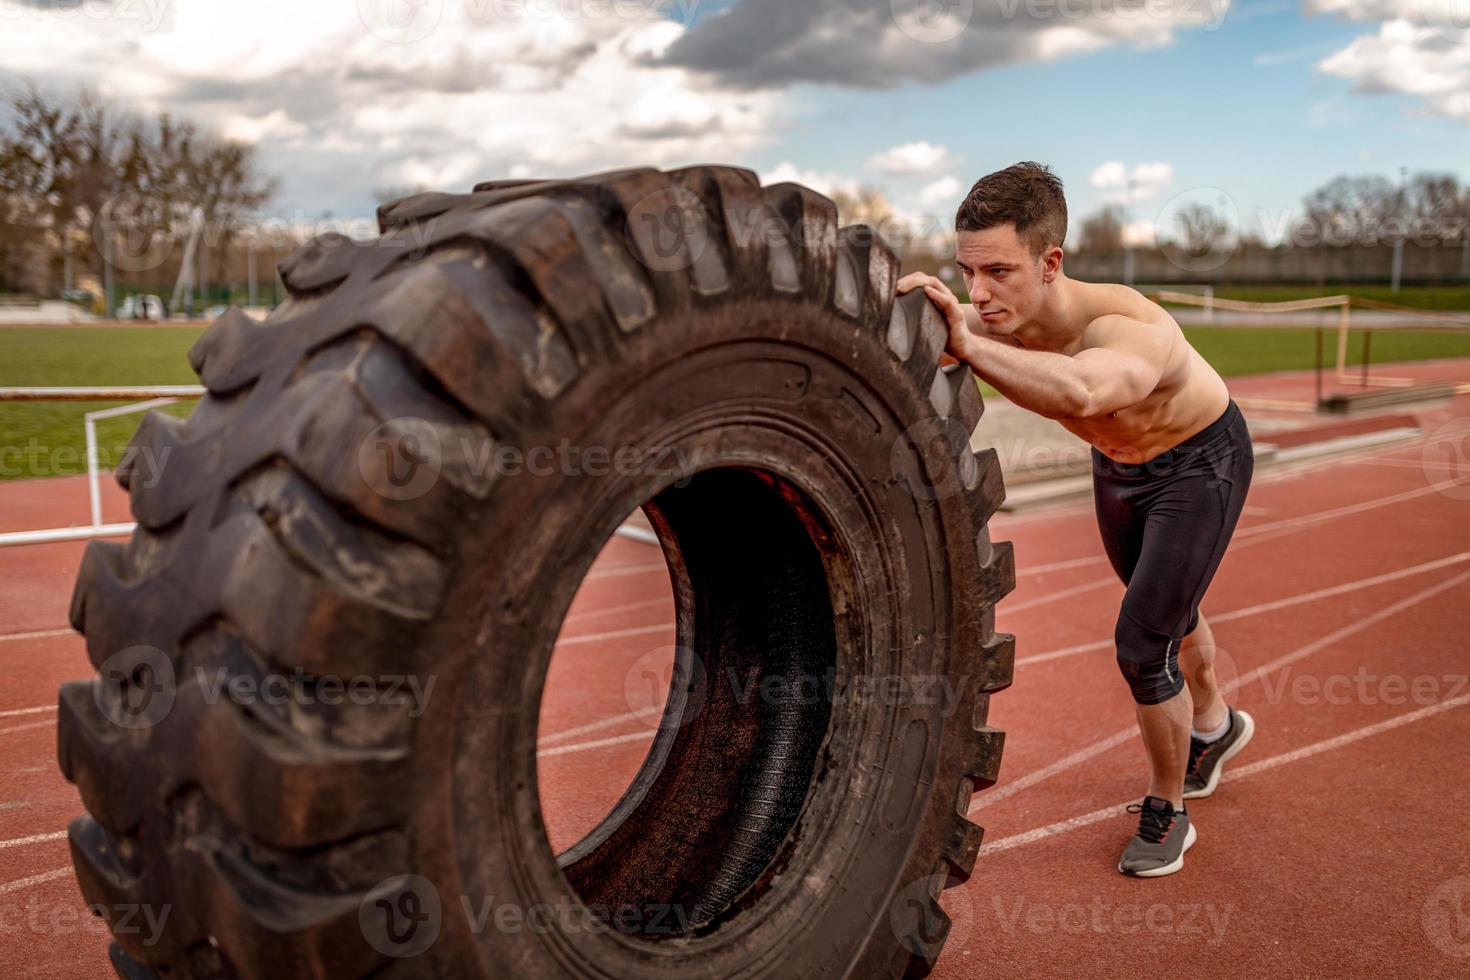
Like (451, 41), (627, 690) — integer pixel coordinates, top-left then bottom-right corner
(955, 162), (1067, 258)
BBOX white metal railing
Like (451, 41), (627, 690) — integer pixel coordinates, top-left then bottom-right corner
(0, 387), (204, 548)
(0, 386), (661, 549)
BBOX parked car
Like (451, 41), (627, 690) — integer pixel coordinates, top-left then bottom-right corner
(115, 294), (166, 320)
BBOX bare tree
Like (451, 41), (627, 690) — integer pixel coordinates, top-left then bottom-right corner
(1404, 172), (1467, 243)
(830, 184), (897, 229)
(1167, 202), (1232, 256)
(1300, 174), (1395, 246)
(1078, 204), (1125, 252)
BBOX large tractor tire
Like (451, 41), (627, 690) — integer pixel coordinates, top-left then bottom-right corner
(60, 165), (1015, 979)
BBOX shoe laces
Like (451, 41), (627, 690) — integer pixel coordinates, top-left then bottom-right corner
(1125, 801), (1176, 844)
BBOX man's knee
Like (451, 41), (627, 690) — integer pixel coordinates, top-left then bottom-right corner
(1114, 611), (1186, 705)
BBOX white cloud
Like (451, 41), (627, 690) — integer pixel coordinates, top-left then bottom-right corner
(659, 0), (1232, 89)
(1306, 2), (1470, 124)
(1123, 220), (1156, 247)
(0, 0), (784, 217)
(866, 141), (957, 176)
(758, 162), (860, 198)
(918, 175), (963, 208)
(1088, 161), (1174, 203)
(1315, 20), (1470, 123)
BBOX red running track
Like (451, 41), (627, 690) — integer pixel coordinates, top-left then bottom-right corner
(1, 363), (1468, 976)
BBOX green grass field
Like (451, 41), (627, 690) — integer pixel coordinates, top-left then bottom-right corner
(1175, 284), (1470, 311)
(2, 322), (1470, 482)
(0, 327), (203, 482)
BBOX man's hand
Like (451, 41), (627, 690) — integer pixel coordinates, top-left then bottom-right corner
(896, 272), (976, 363)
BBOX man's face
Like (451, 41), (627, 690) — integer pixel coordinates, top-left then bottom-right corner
(954, 225), (1053, 334)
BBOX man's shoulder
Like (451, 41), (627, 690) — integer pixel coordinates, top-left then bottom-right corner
(1079, 308), (1178, 362)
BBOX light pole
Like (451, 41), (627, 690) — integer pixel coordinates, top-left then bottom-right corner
(1390, 165), (1406, 294)
(1123, 176), (1136, 286)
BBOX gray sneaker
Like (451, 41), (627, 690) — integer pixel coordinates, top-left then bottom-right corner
(1117, 796), (1196, 877)
(1183, 707), (1256, 800)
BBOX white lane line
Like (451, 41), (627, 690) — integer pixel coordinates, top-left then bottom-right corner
(0, 720), (54, 737)
(586, 562), (666, 581)
(563, 597), (669, 626)
(0, 867), (71, 896)
(1011, 455), (1470, 578)
(539, 706), (663, 746)
(970, 567), (1470, 814)
(981, 693), (1470, 856)
(1002, 576), (1116, 613)
(553, 621), (675, 648)
(0, 831), (67, 850)
(0, 627), (76, 643)
(1004, 475), (1470, 609)
(0, 706), (55, 720)
(1016, 551), (1470, 667)
(538, 728), (655, 758)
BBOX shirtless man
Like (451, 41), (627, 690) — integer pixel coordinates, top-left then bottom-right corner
(897, 161), (1256, 877)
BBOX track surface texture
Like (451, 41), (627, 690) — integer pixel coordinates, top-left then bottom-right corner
(2, 359), (1469, 977)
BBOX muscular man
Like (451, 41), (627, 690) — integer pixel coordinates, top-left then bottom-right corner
(898, 161), (1255, 877)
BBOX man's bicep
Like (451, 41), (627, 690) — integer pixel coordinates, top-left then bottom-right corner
(1071, 327), (1170, 412)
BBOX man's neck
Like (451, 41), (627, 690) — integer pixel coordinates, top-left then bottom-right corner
(1011, 273), (1087, 353)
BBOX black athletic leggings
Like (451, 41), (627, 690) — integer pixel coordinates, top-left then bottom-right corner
(1092, 398), (1254, 705)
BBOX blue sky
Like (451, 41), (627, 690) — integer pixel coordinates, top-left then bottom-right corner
(3, 0), (1467, 242)
(735, 0), (1470, 242)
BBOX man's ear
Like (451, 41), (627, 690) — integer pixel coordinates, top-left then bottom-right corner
(1042, 245), (1063, 283)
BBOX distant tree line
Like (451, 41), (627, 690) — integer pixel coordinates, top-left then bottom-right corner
(0, 81), (275, 300)
(1076, 172), (1470, 255)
